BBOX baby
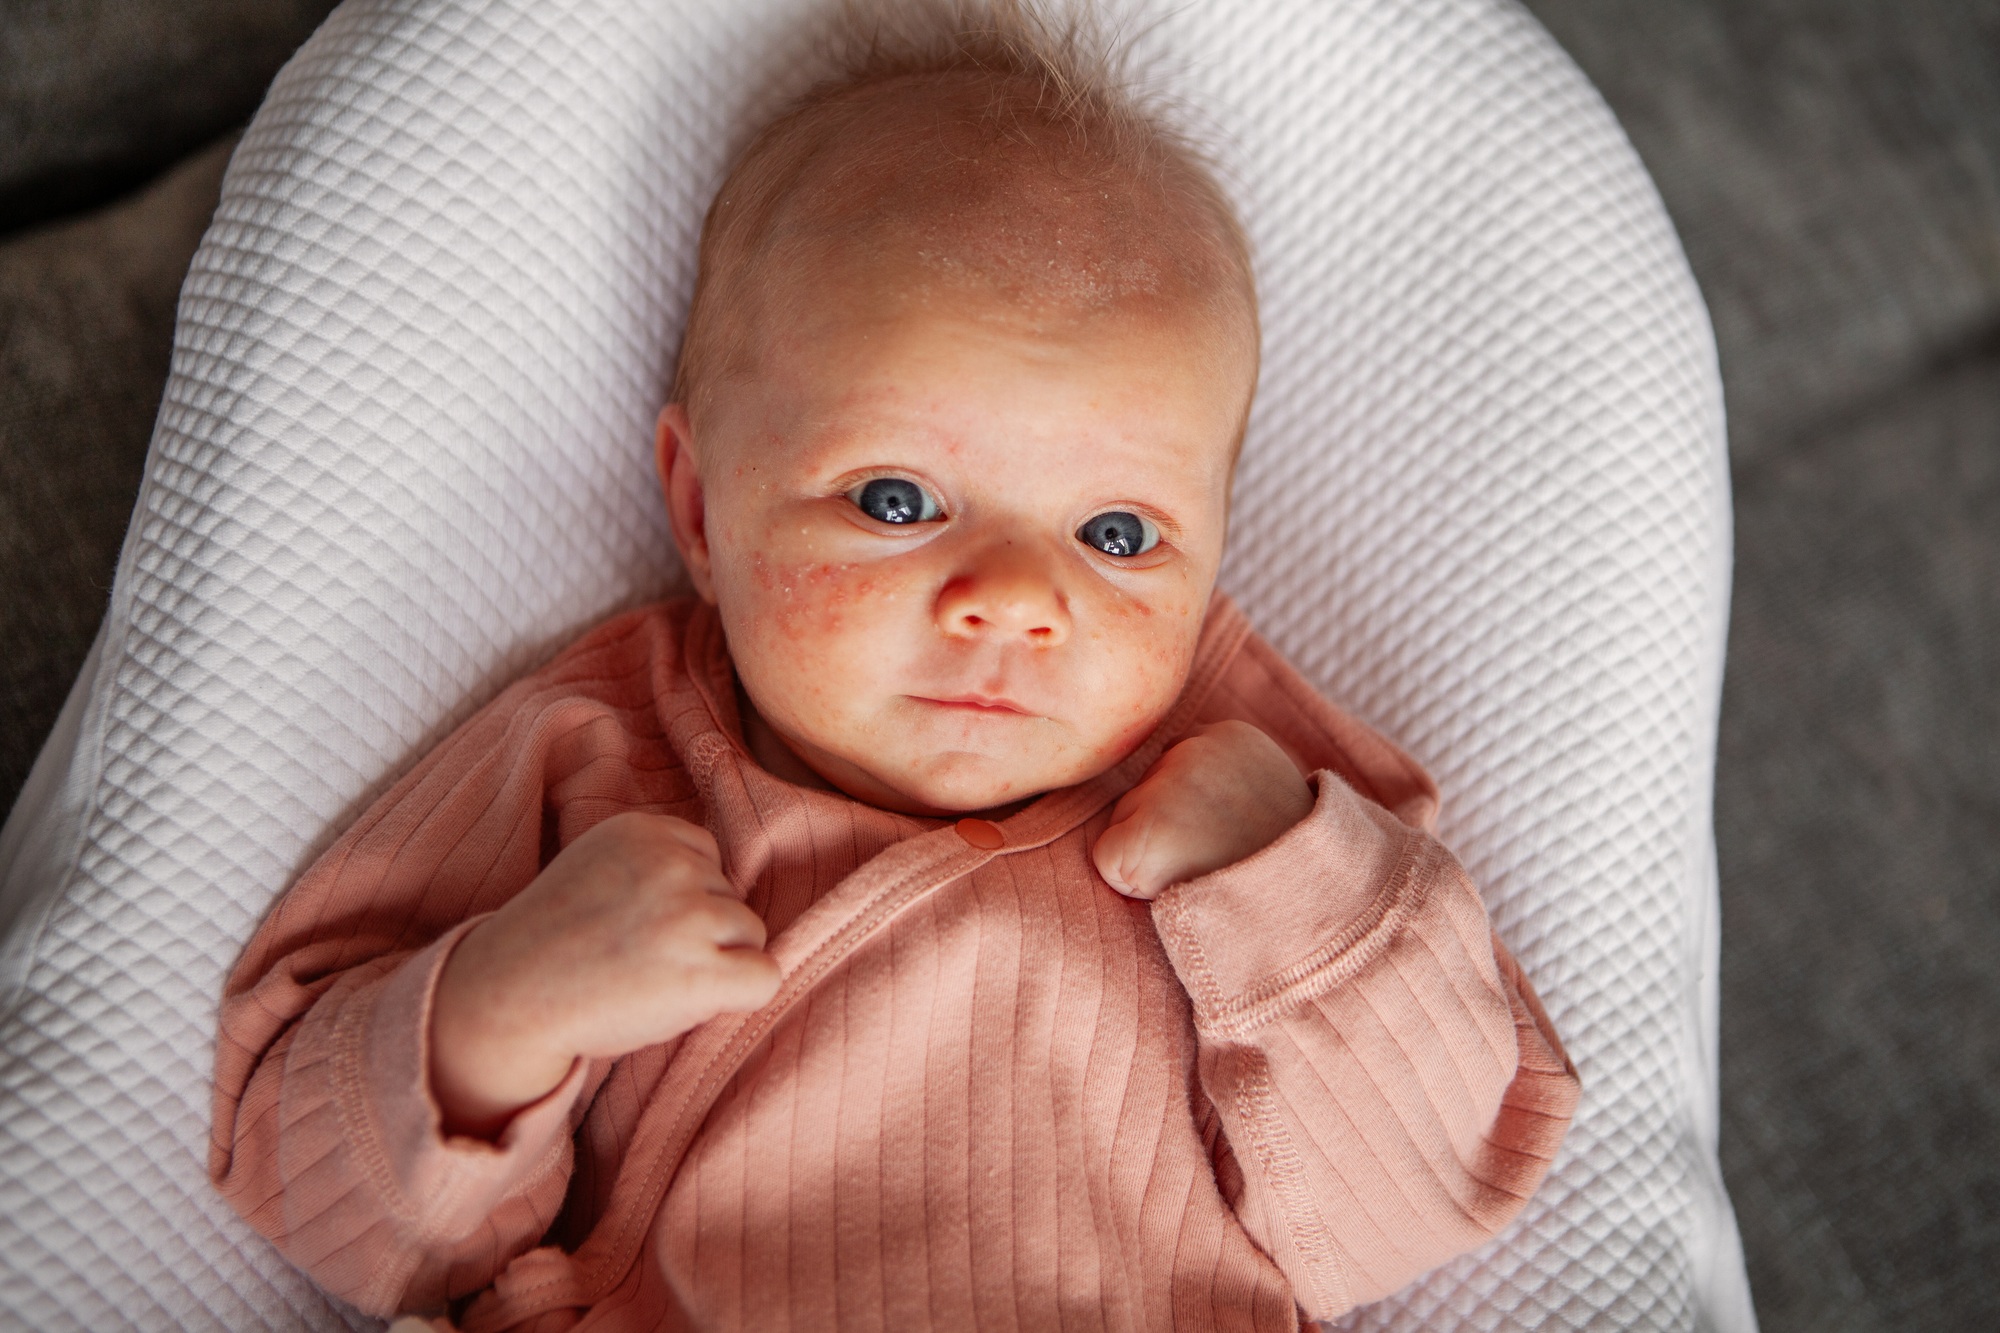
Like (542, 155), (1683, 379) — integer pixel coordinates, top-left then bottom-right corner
(212, 10), (1578, 1331)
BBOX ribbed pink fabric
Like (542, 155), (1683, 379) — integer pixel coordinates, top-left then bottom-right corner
(211, 596), (1577, 1331)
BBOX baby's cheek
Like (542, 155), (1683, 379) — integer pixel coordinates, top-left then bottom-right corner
(757, 558), (902, 642)
(1083, 591), (1204, 754)
(730, 552), (921, 714)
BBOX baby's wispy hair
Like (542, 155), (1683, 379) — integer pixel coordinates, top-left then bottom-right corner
(672, 0), (1256, 425)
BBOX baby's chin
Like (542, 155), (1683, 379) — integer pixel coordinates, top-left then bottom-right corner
(846, 742), (1121, 817)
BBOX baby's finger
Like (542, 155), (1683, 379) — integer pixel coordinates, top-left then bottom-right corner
(706, 946), (783, 1011)
(644, 813), (723, 865)
(1092, 812), (1168, 901)
(693, 893), (770, 950)
(586, 810), (725, 875)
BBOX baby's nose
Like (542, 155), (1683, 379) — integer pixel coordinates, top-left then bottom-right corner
(934, 546), (1072, 646)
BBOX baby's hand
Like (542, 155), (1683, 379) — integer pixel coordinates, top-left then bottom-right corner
(429, 812), (780, 1137)
(1092, 721), (1314, 901)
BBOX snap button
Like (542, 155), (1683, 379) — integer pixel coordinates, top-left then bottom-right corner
(954, 817), (1005, 850)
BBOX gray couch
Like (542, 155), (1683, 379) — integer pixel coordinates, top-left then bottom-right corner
(3, 2), (1994, 1328)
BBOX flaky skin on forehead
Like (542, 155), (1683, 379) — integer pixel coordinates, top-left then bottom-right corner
(672, 0), (1258, 428)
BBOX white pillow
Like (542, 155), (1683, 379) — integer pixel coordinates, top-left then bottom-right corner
(0, 0), (1757, 1329)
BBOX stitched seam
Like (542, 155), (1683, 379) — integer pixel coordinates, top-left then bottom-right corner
(1152, 895), (1231, 1024)
(1229, 1046), (1352, 1315)
(1196, 834), (1439, 1041)
(513, 1114), (576, 1197)
(329, 992), (419, 1228)
(328, 986), (452, 1309)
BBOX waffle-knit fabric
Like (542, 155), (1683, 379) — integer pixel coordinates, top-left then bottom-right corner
(211, 596), (1577, 1329)
(0, 0), (1754, 1328)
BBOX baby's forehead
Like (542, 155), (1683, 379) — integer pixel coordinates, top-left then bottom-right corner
(751, 74), (1250, 322)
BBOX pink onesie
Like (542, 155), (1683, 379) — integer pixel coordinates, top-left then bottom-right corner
(211, 594), (1578, 1331)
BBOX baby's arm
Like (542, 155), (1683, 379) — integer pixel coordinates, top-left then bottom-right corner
(1094, 723), (1579, 1320)
(211, 614), (774, 1316)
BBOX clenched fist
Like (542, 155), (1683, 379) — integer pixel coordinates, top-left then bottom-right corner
(1092, 720), (1314, 901)
(429, 812), (780, 1137)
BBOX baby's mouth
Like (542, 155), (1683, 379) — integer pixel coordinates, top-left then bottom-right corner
(912, 693), (1036, 717)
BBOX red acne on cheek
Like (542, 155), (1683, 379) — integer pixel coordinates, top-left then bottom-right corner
(766, 560), (889, 638)
(803, 560), (850, 587)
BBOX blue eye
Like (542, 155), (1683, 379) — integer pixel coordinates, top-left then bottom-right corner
(1077, 511), (1159, 557)
(849, 477), (942, 524)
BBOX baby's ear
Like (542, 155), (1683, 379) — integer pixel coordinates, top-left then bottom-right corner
(656, 405), (715, 601)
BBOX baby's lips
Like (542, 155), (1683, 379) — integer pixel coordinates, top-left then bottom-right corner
(914, 692), (1038, 716)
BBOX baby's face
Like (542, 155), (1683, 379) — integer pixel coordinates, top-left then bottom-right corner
(661, 270), (1255, 815)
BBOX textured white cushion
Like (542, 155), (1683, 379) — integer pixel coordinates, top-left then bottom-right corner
(0, 0), (1757, 1328)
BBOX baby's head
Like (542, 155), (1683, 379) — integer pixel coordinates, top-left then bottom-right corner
(657, 6), (1258, 815)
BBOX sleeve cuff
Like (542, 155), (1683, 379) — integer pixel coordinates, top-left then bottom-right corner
(1150, 769), (1437, 1040)
(334, 917), (587, 1242)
